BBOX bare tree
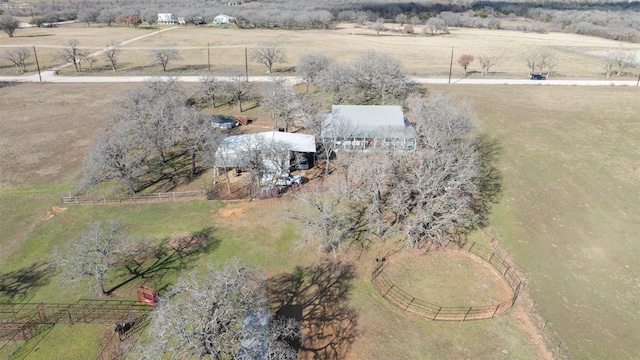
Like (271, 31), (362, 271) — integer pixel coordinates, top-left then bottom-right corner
(82, 119), (149, 195)
(524, 48), (539, 75)
(297, 53), (331, 92)
(97, 9), (117, 27)
(317, 62), (358, 105)
(536, 47), (558, 78)
(261, 77), (299, 132)
(478, 55), (498, 77)
(294, 185), (352, 257)
(103, 41), (120, 72)
(395, 13), (408, 25)
(603, 49), (636, 78)
(354, 51), (412, 105)
(251, 46), (286, 74)
(77, 9), (99, 27)
(139, 259), (301, 359)
(0, 15), (19, 37)
(198, 74), (226, 108)
(227, 72), (254, 112)
(176, 107), (209, 178)
(457, 54), (474, 74)
(392, 94), (482, 247)
(58, 39), (85, 72)
(151, 47), (181, 72)
(1, 48), (30, 73)
(56, 221), (132, 296)
(424, 17), (447, 35)
(139, 78), (184, 163)
(371, 18), (386, 35)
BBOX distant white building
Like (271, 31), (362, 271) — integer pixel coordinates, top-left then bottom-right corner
(213, 14), (235, 24)
(157, 13), (178, 24)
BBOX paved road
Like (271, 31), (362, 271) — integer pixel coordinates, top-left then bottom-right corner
(1, 71), (638, 86)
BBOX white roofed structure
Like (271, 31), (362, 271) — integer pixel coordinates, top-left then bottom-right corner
(215, 131), (315, 170)
(322, 105), (417, 151)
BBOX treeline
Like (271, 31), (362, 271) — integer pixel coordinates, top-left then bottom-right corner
(6, 0), (638, 40)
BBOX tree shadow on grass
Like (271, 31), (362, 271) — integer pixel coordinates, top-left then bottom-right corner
(474, 135), (503, 226)
(107, 227), (220, 294)
(0, 262), (55, 302)
(268, 261), (358, 360)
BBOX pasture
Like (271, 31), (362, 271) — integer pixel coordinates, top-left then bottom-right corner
(0, 81), (549, 359)
(2, 22), (640, 78)
(430, 84), (640, 359)
(1, 23), (640, 359)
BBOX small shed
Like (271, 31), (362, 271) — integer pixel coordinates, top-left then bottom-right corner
(211, 115), (238, 129)
(213, 14), (235, 24)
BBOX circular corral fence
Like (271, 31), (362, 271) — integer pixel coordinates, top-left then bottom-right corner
(371, 241), (523, 321)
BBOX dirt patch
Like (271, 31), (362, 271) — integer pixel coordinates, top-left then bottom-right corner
(42, 205), (69, 221)
(217, 205), (246, 218)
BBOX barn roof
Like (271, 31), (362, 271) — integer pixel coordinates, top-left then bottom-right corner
(219, 131), (316, 153)
(215, 131), (315, 168)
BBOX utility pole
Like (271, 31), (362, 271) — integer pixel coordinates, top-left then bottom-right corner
(448, 47), (454, 84)
(244, 46), (249, 82)
(33, 46), (42, 84)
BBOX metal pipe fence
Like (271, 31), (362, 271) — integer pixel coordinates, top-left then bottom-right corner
(0, 300), (153, 359)
(371, 241), (523, 322)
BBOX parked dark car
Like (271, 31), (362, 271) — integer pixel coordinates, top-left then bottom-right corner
(530, 73), (546, 80)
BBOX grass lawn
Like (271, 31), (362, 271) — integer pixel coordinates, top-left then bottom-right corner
(3, 76), (639, 358)
(430, 84), (640, 359)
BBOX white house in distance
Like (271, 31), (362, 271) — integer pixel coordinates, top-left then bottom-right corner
(213, 14), (236, 24)
(157, 13), (178, 24)
(321, 105), (417, 151)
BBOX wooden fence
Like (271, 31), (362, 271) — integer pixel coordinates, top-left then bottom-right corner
(61, 190), (212, 205)
(371, 241), (523, 322)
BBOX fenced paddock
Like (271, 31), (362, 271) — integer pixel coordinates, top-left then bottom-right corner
(61, 190), (213, 205)
(0, 300), (153, 359)
(371, 241), (523, 322)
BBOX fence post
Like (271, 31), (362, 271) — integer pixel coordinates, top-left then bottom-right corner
(492, 304), (500, 318)
(173, 192), (176, 201)
(433, 307), (442, 321)
(463, 307), (472, 321)
(468, 242), (475, 253)
(405, 297), (415, 311)
(503, 265), (511, 276)
(542, 320), (548, 333)
(488, 252), (495, 263)
(530, 300), (535, 314)
(382, 284), (395, 298)
(555, 341), (562, 358)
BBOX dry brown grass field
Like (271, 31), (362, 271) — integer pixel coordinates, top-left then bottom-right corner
(2, 22), (639, 78)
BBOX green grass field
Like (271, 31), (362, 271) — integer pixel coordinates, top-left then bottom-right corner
(430, 84), (640, 359)
(2, 38), (640, 358)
